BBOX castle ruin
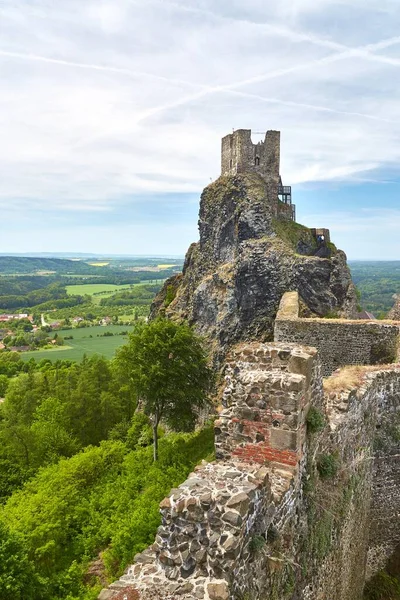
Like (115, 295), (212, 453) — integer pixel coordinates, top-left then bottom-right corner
(99, 129), (400, 600)
(221, 129), (295, 221)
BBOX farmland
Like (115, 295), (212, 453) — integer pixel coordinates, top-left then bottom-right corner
(20, 325), (135, 362)
(65, 283), (132, 297)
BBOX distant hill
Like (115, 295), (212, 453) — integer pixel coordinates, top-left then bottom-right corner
(0, 256), (102, 275)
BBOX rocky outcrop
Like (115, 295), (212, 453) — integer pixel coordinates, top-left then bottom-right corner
(151, 173), (357, 363)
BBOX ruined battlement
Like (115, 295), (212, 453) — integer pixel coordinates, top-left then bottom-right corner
(99, 342), (400, 600)
(221, 130), (280, 180)
(274, 291), (400, 376)
(221, 128), (295, 221)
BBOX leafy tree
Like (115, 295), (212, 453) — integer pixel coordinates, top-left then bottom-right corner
(0, 375), (8, 397)
(0, 520), (43, 599)
(115, 319), (213, 460)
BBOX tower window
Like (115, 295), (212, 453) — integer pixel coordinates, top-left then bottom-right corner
(255, 156), (260, 166)
(230, 159), (233, 168)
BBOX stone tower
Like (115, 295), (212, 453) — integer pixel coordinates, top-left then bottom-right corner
(221, 129), (295, 221)
(221, 129), (280, 182)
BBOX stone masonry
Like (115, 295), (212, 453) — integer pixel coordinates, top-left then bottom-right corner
(274, 291), (400, 376)
(99, 342), (400, 600)
(99, 343), (318, 600)
(220, 129), (295, 221)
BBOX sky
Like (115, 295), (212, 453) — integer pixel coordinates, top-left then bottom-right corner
(1, 0), (400, 259)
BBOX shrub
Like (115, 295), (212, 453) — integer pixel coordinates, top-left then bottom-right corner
(306, 407), (325, 433)
(317, 453), (339, 479)
(249, 535), (266, 553)
(364, 571), (400, 599)
(164, 284), (177, 308)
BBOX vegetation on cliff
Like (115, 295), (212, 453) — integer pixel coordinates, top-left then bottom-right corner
(0, 428), (214, 599)
(0, 319), (214, 599)
(364, 571), (400, 599)
(271, 218), (317, 254)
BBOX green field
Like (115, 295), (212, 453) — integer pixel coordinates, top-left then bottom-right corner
(20, 325), (135, 362)
(65, 283), (131, 296)
(65, 281), (165, 305)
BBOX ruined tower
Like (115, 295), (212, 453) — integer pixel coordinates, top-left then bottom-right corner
(221, 129), (295, 221)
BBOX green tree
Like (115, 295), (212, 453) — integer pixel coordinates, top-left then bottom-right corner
(0, 520), (43, 599)
(0, 375), (8, 398)
(115, 319), (213, 461)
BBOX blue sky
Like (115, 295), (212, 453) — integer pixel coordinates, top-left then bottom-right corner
(1, 0), (400, 259)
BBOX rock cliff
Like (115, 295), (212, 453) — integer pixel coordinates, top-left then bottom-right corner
(151, 172), (357, 362)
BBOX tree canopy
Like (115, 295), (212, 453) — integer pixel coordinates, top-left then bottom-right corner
(115, 318), (213, 460)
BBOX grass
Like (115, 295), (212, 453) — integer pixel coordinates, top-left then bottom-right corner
(272, 218), (317, 253)
(323, 364), (400, 394)
(65, 281), (166, 305)
(20, 325), (135, 362)
(88, 262), (110, 267)
(65, 284), (131, 297)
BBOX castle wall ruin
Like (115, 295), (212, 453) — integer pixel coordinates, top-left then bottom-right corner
(274, 291), (400, 376)
(220, 129), (295, 222)
(99, 342), (400, 600)
(221, 130), (280, 182)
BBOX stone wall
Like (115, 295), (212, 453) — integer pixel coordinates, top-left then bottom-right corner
(309, 367), (400, 596)
(274, 291), (400, 376)
(366, 370), (400, 577)
(220, 129), (280, 186)
(99, 342), (318, 600)
(99, 345), (400, 600)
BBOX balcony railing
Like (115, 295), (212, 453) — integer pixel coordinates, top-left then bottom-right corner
(278, 186), (291, 194)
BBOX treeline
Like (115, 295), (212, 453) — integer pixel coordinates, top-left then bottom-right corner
(0, 256), (102, 275)
(99, 284), (159, 307)
(0, 276), (57, 297)
(41, 303), (149, 322)
(0, 283), (70, 310)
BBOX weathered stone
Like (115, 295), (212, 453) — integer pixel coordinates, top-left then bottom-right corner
(207, 580), (229, 600)
(222, 510), (242, 527)
(226, 492), (250, 515)
(180, 557), (196, 579)
(159, 497), (170, 509)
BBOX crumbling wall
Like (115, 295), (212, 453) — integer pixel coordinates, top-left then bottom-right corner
(275, 291), (400, 376)
(99, 343), (318, 600)
(306, 367), (400, 598)
(99, 345), (400, 600)
(366, 370), (400, 577)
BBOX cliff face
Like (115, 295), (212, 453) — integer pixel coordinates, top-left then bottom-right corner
(151, 173), (357, 361)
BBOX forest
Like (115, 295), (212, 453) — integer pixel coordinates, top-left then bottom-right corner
(0, 319), (214, 600)
(349, 261), (400, 317)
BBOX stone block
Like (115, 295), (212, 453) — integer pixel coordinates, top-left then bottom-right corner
(270, 428), (299, 451)
(207, 580), (230, 600)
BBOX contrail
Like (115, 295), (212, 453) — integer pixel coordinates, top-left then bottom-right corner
(2, 32), (400, 129)
(133, 35), (400, 126)
(0, 49), (203, 89)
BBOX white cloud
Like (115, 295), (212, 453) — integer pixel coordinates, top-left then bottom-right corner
(1, 0), (400, 216)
